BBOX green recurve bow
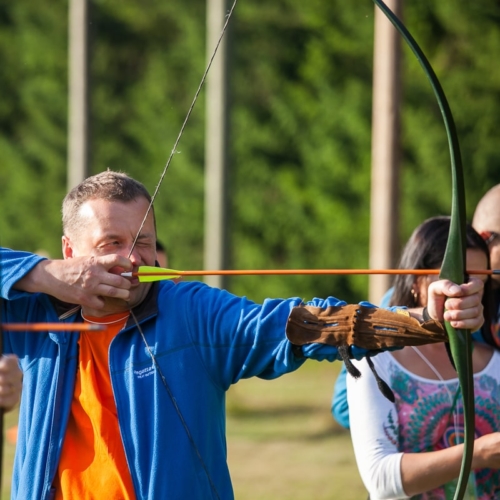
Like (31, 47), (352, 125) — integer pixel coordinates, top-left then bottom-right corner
(372, 2), (473, 499)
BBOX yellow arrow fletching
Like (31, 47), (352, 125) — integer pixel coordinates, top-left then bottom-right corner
(135, 266), (181, 282)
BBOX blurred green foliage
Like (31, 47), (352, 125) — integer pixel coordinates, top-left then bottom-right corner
(1, 0), (500, 303)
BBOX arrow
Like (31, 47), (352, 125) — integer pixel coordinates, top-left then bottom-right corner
(1, 323), (106, 332)
(122, 265), (497, 282)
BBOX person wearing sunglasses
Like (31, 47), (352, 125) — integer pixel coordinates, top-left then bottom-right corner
(472, 183), (500, 348)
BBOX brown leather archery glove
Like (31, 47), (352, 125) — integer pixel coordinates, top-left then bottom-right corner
(286, 303), (446, 351)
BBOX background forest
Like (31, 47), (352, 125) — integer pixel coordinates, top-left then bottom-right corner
(1, 0), (500, 304)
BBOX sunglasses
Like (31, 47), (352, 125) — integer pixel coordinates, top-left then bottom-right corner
(481, 231), (500, 245)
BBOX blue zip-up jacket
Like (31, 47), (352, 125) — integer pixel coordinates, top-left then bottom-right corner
(1, 248), (350, 500)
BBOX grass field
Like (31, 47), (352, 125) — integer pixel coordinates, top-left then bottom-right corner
(0, 361), (367, 499)
(227, 361), (367, 499)
(2, 408), (17, 500)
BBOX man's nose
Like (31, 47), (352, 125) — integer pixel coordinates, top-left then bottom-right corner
(128, 248), (142, 265)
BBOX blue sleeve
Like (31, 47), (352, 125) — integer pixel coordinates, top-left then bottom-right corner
(0, 248), (46, 300)
(380, 287), (394, 307)
(170, 283), (353, 389)
(331, 365), (350, 428)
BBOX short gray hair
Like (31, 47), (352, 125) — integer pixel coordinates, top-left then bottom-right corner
(62, 170), (153, 236)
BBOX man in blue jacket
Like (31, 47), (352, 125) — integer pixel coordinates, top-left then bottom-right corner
(0, 171), (484, 500)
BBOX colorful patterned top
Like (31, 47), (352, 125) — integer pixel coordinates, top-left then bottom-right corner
(347, 349), (500, 500)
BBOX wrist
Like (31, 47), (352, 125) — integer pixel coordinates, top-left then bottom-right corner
(14, 259), (49, 294)
(422, 306), (432, 322)
(407, 307), (424, 323)
(407, 306), (434, 324)
(30, 259), (55, 295)
(470, 441), (483, 470)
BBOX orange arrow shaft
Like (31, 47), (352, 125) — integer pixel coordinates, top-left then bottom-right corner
(2, 323), (105, 332)
(131, 268), (494, 277)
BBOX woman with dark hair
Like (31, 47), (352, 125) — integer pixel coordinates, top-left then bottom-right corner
(347, 217), (500, 500)
(389, 216), (492, 342)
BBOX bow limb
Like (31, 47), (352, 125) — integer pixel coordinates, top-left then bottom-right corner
(372, 2), (473, 499)
(436, 56), (473, 500)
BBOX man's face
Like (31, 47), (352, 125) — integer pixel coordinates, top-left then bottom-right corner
(478, 230), (500, 289)
(62, 196), (157, 312)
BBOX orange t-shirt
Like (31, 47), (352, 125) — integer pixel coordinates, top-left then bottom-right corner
(54, 312), (136, 500)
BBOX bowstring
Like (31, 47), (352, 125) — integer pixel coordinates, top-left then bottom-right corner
(125, 2), (238, 497)
(128, 0), (239, 259)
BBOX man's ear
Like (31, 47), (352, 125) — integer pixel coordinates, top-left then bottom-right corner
(62, 235), (74, 259)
